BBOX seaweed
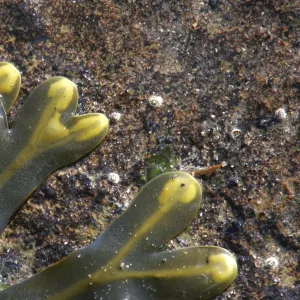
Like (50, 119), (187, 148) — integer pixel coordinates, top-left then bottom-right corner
(0, 62), (109, 232)
(0, 172), (237, 300)
(0, 63), (237, 299)
(146, 146), (180, 182)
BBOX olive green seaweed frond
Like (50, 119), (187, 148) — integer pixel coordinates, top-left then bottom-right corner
(0, 62), (109, 232)
(0, 63), (237, 300)
(0, 172), (237, 300)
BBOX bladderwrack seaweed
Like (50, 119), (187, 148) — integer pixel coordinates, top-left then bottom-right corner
(0, 62), (109, 233)
(0, 172), (237, 300)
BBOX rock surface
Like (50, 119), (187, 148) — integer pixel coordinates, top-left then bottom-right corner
(0, 0), (299, 299)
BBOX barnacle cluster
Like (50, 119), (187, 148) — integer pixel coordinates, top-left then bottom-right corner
(0, 63), (237, 299)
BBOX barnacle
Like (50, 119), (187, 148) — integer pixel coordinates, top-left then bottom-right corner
(0, 172), (237, 300)
(0, 62), (109, 232)
(148, 95), (164, 108)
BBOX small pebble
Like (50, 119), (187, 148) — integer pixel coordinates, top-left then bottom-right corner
(227, 178), (239, 188)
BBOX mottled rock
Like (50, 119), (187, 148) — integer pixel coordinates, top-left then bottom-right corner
(0, 0), (299, 299)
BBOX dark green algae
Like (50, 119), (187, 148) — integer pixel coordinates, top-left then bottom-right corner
(145, 146), (180, 182)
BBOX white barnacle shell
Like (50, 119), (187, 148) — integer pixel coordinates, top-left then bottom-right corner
(230, 128), (242, 139)
(108, 172), (120, 184)
(148, 95), (163, 108)
(274, 108), (287, 121)
(265, 257), (279, 269)
(110, 112), (122, 122)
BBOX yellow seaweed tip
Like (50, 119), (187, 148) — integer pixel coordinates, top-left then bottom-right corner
(72, 114), (109, 142)
(158, 172), (200, 207)
(0, 63), (20, 95)
(209, 252), (238, 284)
(47, 77), (76, 110)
